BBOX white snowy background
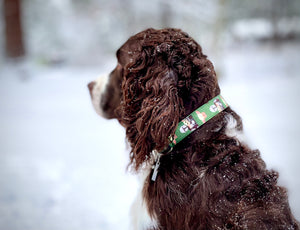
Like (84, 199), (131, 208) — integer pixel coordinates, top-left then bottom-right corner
(0, 0), (300, 229)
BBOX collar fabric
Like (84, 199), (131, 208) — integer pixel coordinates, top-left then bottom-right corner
(151, 95), (228, 181)
(169, 95), (228, 148)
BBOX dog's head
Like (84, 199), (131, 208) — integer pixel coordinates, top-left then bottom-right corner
(88, 28), (220, 170)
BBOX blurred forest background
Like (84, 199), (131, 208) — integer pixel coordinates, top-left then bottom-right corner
(1, 0), (300, 230)
(1, 0), (300, 65)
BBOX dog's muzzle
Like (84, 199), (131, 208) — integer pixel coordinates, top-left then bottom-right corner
(87, 75), (109, 117)
(88, 81), (96, 99)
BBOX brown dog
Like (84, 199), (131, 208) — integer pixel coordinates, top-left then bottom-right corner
(88, 28), (299, 230)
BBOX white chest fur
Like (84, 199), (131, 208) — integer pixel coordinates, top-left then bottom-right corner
(130, 167), (158, 230)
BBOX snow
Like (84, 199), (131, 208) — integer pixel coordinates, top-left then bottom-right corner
(0, 42), (300, 229)
(0, 63), (137, 230)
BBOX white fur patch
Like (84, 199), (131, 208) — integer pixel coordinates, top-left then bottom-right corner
(225, 113), (246, 143)
(90, 74), (109, 117)
(130, 167), (158, 230)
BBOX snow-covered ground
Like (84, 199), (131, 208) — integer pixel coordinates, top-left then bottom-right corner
(0, 42), (299, 230)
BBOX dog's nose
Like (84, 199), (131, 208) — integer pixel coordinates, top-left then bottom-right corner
(88, 81), (96, 98)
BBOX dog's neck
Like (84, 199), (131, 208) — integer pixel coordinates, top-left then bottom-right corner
(169, 95), (228, 148)
(151, 95), (228, 181)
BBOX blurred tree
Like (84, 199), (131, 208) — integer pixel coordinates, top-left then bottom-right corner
(160, 1), (172, 28)
(270, 0), (286, 40)
(4, 0), (25, 58)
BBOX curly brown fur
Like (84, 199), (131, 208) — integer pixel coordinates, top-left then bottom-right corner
(116, 28), (220, 171)
(88, 28), (299, 229)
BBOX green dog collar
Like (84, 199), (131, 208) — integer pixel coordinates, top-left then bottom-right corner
(151, 95), (229, 181)
(169, 95), (228, 148)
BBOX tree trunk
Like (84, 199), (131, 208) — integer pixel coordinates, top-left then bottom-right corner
(4, 0), (25, 58)
(160, 1), (172, 28)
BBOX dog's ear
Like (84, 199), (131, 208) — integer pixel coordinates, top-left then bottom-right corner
(135, 67), (181, 150)
(119, 53), (183, 170)
(117, 29), (221, 171)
